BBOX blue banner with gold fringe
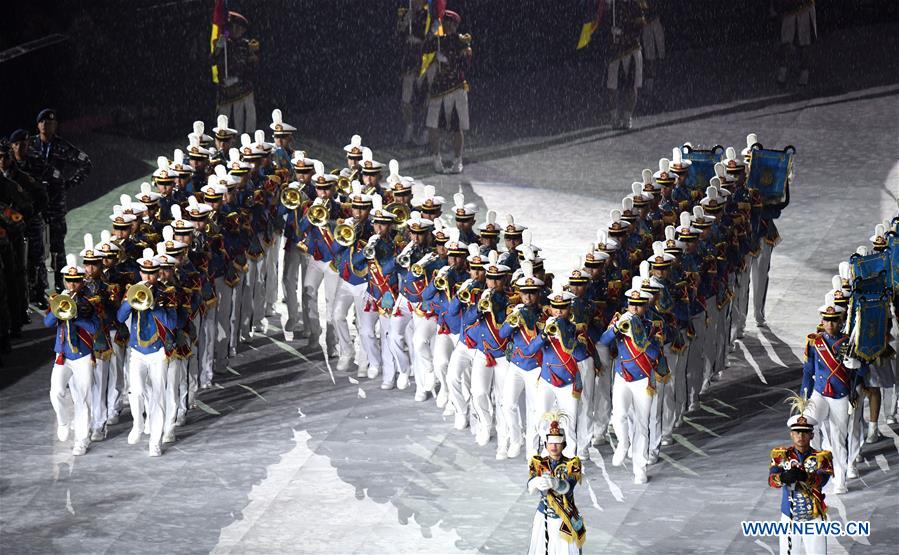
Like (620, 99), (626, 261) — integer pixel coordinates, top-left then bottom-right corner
(747, 145), (795, 203)
(682, 145), (724, 190)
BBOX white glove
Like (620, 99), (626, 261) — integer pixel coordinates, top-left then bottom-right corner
(457, 278), (473, 292)
(436, 265), (451, 279)
(479, 289), (492, 304)
(342, 217), (355, 227)
(367, 234), (380, 247)
(312, 197), (324, 206)
(400, 242), (415, 257)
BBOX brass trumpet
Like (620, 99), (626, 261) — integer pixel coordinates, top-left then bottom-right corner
(336, 175), (352, 196)
(457, 285), (482, 304)
(280, 186), (303, 210)
(50, 293), (77, 321)
(127, 282), (154, 311)
(307, 203), (329, 227)
(544, 317), (560, 337)
(434, 274), (450, 291)
(614, 312), (632, 335)
(505, 309), (522, 328)
(397, 249), (413, 269)
(334, 221), (356, 247)
(411, 252), (438, 277)
(363, 237), (379, 260)
(477, 294), (493, 314)
(385, 202), (411, 226)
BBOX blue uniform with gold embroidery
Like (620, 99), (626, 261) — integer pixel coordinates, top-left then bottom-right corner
(422, 267), (469, 335)
(499, 305), (543, 371)
(116, 285), (176, 355)
(769, 446), (832, 519)
(801, 332), (867, 399)
(521, 318), (586, 393)
(599, 314), (665, 386)
(43, 294), (99, 360)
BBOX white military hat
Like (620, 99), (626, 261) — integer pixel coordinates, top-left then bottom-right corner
(269, 109), (296, 136)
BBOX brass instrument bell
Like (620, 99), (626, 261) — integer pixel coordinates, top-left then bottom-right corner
(334, 221), (356, 247)
(50, 293), (77, 321)
(127, 282), (154, 311)
(280, 186), (303, 210)
(307, 203), (329, 227)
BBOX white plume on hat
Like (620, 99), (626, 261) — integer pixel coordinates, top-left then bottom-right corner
(659, 158), (670, 173)
(447, 226), (460, 243)
(522, 228), (533, 248)
(653, 241), (665, 258)
(66, 253), (77, 268)
(254, 129), (267, 145)
(372, 193), (384, 213)
(726, 146), (738, 160)
(350, 134), (362, 148)
(100, 229), (112, 242)
(679, 211), (692, 229)
(119, 194), (132, 209)
(156, 242), (167, 257)
(272, 109), (283, 125)
(193, 121), (205, 137)
(486, 210), (496, 225)
(388, 159), (399, 179)
(162, 226), (174, 242)
(746, 133), (758, 147)
(640, 260), (650, 281)
(83, 233), (94, 251)
(229, 148), (242, 164)
(157, 156), (170, 172)
(714, 163), (727, 180)
(488, 250), (499, 266)
(351, 180), (362, 197)
(240, 133), (252, 148)
(622, 196), (634, 211)
(214, 164), (228, 180)
(520, 259), (534, 278)
(856, 245), (869, 256)
(642, 169), (653, 185)
(664, 225), (677, 242)
(424, 184), (435, 198)
(454, 192), (465, 210)
(632, 182), (643, 197)
(171, 204), (183, 221)
(313, 160), (325, 177)
(672, 147), (683, 165)
(693, 205), (706, 220)
(142, 248), (154, 260)
(466, 243), (479, 258)
(174, 149), (186, 166)
(141, 182), (152, 195)
(831, 275), (842, 291)
(217, 114), (229, 129)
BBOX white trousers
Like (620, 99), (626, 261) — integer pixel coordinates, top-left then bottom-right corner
(660, 344), (686, 441)
(731, 263), (751, 341)
(804, 391), (862, 488)
(378, 313), (398, 385)
(49, 356), (94, 442)
(502, 362), (540, 453)
(356, 291), (382, 374)
(214, 276), (233, 362)
(90, 357), (110, 431)
(128, 349), (168, 448)
(107, 332), (127, 418)
(470, 352), (507, 439)
(264, 232), (281, 314)
(779, 514), (827, 555)
(447, 341), (477, 417)
(433, 332), (456, 397)
(164, 357), (187, 435)
(750, 242), (775, 325)
(575, 358), (596, 456)
(282, 247), (307, 332)
(230, 277), (245, 353)
(303, 259), (337, 352)
(412, 313), (438, 395)
(612, 376), (653, 475)
(686, 313), (707, 407)
(592, 343), (613, 443)
(389, 296), (414, 377)
(528, 511), (581, 555)
(198, 309), (216, 386)
(218, 91), (256, 135)
(703, 302), (720, 385)
(240, 256), (265, 337)
(531, 380), (579, 458)
(329, 276), (357, 361)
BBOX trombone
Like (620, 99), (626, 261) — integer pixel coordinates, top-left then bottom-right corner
(280, 186), (303, 210)
(334, 220), (356, 247)
(307, 203), (329, 227)
(126, 282), (154, 311)
(50, 293), (77, 321)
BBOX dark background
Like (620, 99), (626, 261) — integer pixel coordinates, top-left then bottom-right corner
(2, 0), (896, 135)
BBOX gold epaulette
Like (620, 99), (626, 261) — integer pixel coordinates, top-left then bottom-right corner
(770, 446), (788, 465)
(528, 455), (545, 479)
(566, 457), (583, 483)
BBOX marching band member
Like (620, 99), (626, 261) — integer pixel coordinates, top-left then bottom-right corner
(477, 210), (501, 254)
(500, 260), (545, 458)
(584, 247), (614, 447)
(397, 211), (442, 400)
(212, 115), (238, 174)
(44, 254), (98, 456)
(675, 211), (708, 412)
(769, 397), (832, 555)
(300, 161), (343, 355)
(329, 182), (373, 373)
(600, 276), (666, 484)
(154, 241), (186, 443)
(565, 259), (602, 459)
(79, 235), (114, 441)
(470, 251), (512, 452)
(527, 414), (586, 555)
(452, 191), (479, 244)
(499, 214), (526, 273)
(446, 244), (487, 429)
(96, 230), (127, 424)
(422, 228), (469, 410)
(360, 195), (401, 387)
(118, 248), (175, 457)
(525, 282), (585, 459)
(801, 295), (867, 493)
(358, 148), (385, 196)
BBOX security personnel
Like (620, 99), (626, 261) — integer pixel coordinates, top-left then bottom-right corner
(6, 130), (49, 309)
(499, 260), (545, 459)
(527, 416), (586, 554)
(44, 254), (98, 456)
(800, 297), (867, 494)
(605, 0), (646, 129)
(397, 0), (430, 144)
(211, 11), (259, 133)
(600, 276), (666, 484)
(0, 142), (33, 337)
(117, 248), (175, 457)
(27, 109), (92, 294)
(769, 406), (833, 555)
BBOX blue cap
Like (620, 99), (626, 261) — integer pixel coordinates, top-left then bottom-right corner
(9, 129), (28, 143)
(36, 108), (57, 123)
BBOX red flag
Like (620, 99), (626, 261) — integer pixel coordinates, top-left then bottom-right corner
(210, 0), (228, 83)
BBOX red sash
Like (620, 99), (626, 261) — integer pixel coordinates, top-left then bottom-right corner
(813, 335), (849, 397)
(367, 259), (393, 298)
(620, 335), (655, 381)
(483, 313), (509, 352)
(548, 337), (580, 379)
